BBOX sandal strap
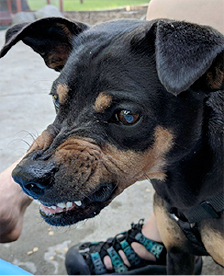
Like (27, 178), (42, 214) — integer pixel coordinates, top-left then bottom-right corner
(79, 219), (167, 274)
(134, 232), (164, 259)
(90, 252), (107, 275)
(87, 241), (129, 274)
(124, 219), (166, 263)
(107, 246), (128, 273)
(120, 239), (141, 266)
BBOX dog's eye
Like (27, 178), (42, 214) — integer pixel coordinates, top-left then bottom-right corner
(115, 110), (140, 125)
(52, 94), (59, 107)
(51, 94), (60, 113)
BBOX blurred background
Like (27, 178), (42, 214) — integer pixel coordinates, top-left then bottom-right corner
(0, 0), (149, 27)
(0, 0), (224, 275)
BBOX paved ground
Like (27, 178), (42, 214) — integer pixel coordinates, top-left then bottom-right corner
(0, 28), (223, 275)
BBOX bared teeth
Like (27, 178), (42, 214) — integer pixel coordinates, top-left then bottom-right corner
(66, 202), (73, 208)
(57, 203), (66, 208)
(40, 200), (82, 213)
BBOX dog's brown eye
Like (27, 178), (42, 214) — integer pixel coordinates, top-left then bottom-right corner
(115, 110), (140, 125)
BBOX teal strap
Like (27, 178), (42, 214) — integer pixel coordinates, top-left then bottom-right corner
(120, 240), (141, 266)
(135, 233), (164, 259)
(91, 252), (107, 275)
(91, 241), (100, 245)
(107, 246), (128, 273)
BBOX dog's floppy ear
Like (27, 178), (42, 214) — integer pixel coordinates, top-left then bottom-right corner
(0, 17), (88, 71)
(155, 20), (224, 95)
(131, 20), (224, 95)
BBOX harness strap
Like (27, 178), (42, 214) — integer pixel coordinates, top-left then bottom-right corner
(167, 191), (224, 254)
(183, 191), (224, 223)
(171, 213), (209, 255)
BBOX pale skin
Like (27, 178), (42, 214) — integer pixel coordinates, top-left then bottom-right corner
(0, 159), (32, 243)
(0, 159), (161, 269)
(103, 213), (162, 270)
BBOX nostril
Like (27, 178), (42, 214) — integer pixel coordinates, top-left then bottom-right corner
(25, 182), (45, 196)
(12, 159), (57, 199)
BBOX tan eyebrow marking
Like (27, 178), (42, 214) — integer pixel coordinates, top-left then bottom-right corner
(56, 83), (69, 104)
(94, 92), (112, 113)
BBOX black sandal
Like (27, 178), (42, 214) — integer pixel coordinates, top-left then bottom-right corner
(65, 219), (202, 275)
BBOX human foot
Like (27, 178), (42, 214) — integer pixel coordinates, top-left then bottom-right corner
(65, 219), (167, 275)
(65, 217), (203, 275)
(104, 214), (163, 270)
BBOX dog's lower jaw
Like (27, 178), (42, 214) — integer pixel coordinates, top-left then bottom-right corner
(38, 183), (117, 226)
(39, 200), (111, 226)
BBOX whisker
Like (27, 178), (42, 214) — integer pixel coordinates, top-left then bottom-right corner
(111, 182), (119, 194)
(143, 172), (152, 184)
(23, 131), (37, 142)
(31, 129), (39, 138)
(79, 190), (92, 202)
(13, 147), (29, 153)
(8, 138), (31, 148)
(13, 130), (37, 143)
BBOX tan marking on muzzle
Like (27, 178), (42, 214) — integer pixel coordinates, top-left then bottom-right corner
(57, 83), (69, 104)
(53, 138), (106, 193)
(94, 92), (112, 113)
(102, 126), (174, 188)
(37, 127), (172, 201)
(26, 129), (53, 155)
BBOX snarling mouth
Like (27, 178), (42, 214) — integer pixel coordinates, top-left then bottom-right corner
(39, 183), (116, 226)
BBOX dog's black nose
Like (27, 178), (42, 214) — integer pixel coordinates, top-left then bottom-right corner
(12, 159), (56, 199)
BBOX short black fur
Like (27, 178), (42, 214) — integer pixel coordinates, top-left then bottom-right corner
(1, 17), (223, 274)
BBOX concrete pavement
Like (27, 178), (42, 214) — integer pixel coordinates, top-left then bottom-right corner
(0, 30), (223, 275)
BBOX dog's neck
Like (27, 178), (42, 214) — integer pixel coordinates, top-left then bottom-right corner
(202, 91), (224, 193)
(151, 91), (224, 212)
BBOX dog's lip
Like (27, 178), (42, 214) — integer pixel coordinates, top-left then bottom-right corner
(39, 201), (83, 216)
(39, 183), (116, 220)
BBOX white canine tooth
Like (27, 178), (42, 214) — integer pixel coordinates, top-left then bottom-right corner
(66, 202), (73, 208)
(57, 203), (66, 209)
(51, 206), (57, 210)
(75, 201), (82, 207)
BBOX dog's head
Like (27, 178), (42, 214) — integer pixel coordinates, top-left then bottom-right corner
(1, 18), (223, 226)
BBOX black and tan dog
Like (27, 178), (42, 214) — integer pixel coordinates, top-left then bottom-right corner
(0, 17), (223, 274)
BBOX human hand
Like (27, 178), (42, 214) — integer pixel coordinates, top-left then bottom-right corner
(0, 159), (32, 243)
